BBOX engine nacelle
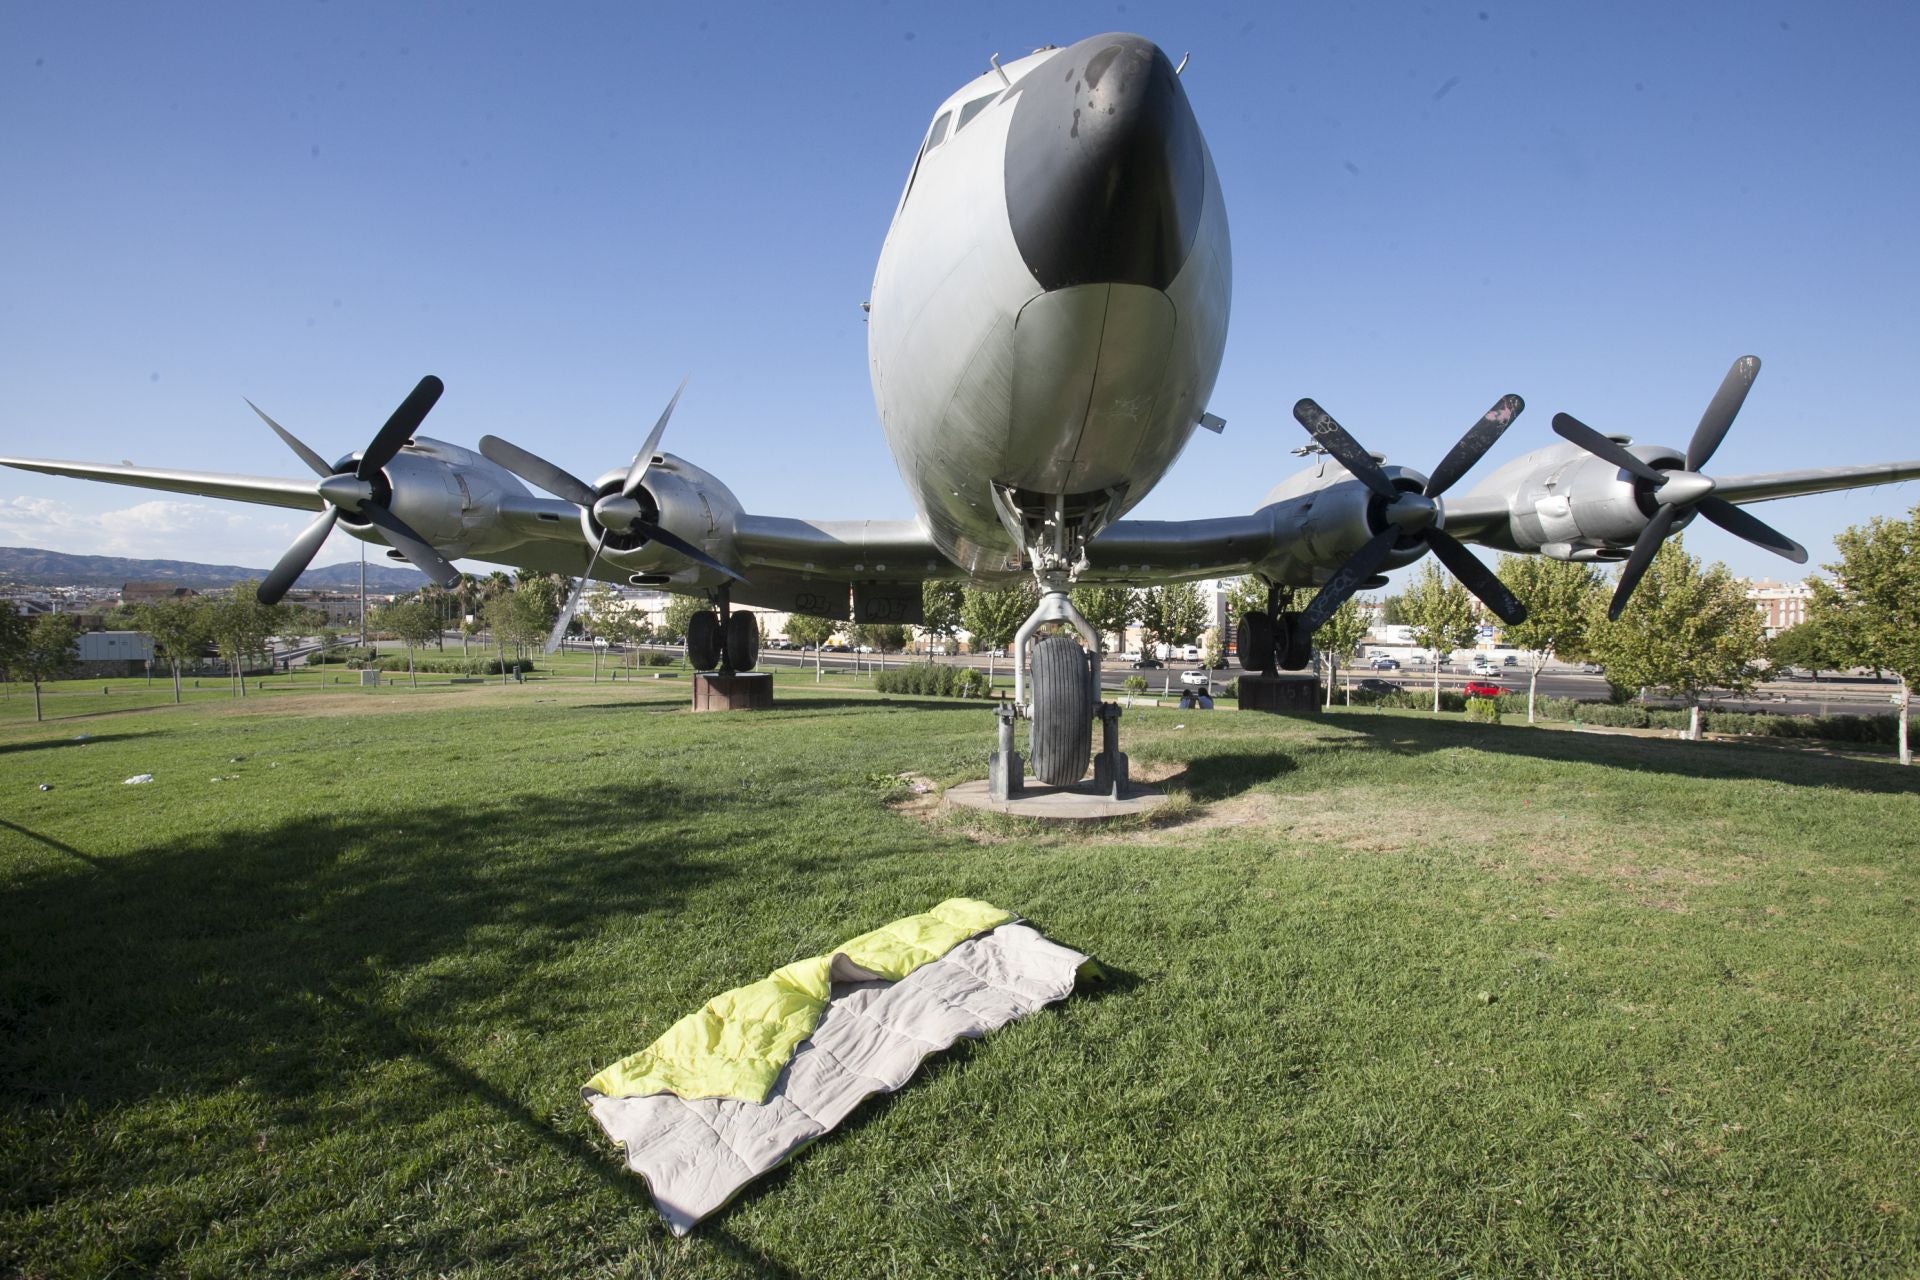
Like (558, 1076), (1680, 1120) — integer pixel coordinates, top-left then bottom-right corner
(1455, 438), (1688, 559)
(341, 437), (526, 560)
(587, 454), (742, 582)
(1253, 457), (1433, 585)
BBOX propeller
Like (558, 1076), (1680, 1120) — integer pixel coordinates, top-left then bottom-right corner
(478, 379), (744, 652)
(250, 376), (461, 605)
(1289, 395), (1530, 640)
(1551, 355), (1807, 620)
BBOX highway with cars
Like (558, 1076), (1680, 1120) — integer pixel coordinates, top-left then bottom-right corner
(553, 638), (1901, 718)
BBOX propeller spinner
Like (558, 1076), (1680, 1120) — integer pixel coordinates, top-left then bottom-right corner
(479, 379), (743, 652)
(251, 376), (461, 605)
(1552, 356), (1807, 620)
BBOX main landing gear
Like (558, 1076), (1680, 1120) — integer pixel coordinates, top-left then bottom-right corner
(1235, 582), (1313, 674)
(683, 586), (772, 712)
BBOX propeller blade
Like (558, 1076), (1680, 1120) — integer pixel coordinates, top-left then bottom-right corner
(1298, 527), (1402, 634)
(545, 532), (608, 654)
(1293, 399), (1400, 501)
(247, 400), (333, 479)
(1423, 529), (1528, 624)
(622, 376), (689, 500)
(258, 506), (340, 605)
(478, 435), (598, 508)
(1424, 395), (1524, 498)
(641, 522), (746, 582)
(1687, 355), (1760, 472)
(1551, 413), (1668, 485)
(361, 502), (460, 587)
(1695, 496), (1808, 563)
(358, 376), (444, 481)
(1608, 505), (1679, 620)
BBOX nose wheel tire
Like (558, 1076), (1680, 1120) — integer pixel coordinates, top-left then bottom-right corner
(1029, 634), (1094, 787)
(686, 609), (722, 672)
(724, 611), (760, 672)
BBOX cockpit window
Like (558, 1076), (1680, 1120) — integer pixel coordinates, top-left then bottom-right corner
(955, 94), (995, 132)
(925, 110), (952, 151)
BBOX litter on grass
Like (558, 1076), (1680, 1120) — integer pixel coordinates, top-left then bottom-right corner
(123, 774), (153, 785)
(582, 898), (1088, 1235)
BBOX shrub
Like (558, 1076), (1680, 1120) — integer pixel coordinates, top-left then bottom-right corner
(1123, 675), (1148, 694)
(1465, 697), (1501, 725)
(644, 651), (677, 667)
(372, 655), (532, 675)
(872, 665), (992, 699)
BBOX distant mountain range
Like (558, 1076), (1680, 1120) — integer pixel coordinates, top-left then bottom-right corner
(0, 546), (429, 592)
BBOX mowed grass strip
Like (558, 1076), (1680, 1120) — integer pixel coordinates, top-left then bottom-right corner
(2, 684), (1917, 1278)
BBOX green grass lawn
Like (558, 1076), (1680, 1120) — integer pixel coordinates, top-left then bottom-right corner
(2, 681), (1917, 1277)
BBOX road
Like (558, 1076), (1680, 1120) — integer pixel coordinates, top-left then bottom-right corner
(557, 640), (1903, 717)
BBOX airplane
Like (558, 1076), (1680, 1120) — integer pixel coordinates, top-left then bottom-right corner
(7, 32), (1920, 789)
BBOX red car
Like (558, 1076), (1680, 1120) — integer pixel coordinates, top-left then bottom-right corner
(1462, 680), (1504, 699)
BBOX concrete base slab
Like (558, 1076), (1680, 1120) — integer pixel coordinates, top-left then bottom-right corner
(690, 671), (774, 712)
(944, 778), (1168, 821)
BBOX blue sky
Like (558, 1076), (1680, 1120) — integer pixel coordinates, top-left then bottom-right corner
(3, 1), (1916, 586)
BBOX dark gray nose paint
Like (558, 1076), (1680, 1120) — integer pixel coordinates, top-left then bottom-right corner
(1005, 33), (1204, 292)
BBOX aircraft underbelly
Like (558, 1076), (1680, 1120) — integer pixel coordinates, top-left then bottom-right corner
(1006, 284), (1175, 495)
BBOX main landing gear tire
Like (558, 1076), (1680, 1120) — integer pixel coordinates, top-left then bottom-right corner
(1238, 610), (1274, 672)
(1278, 614), (1314, 671)
(724, 611), (760, 672)
(1029, 634), (1094, 787)
(686, 609), (722, 672)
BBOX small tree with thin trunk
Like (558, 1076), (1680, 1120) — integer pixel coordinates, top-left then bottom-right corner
(1810, 503), (1919, 765)
(377, 600), (440, 687)
(1584, 536), (1766, 741)
(1137, 583), (1208, 657)
(961, 582), (1037, 687)
(1496, 556), (1604, 722)
(137, 597), (211, 705)
(11, 614), (82, 722)
(1315, 597), (1372, 707)
(1402, 562), (1479, 711)
(1070, 584), (1137, 655)
(920, 581), (965, 660)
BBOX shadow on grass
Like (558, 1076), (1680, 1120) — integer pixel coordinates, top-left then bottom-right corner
(0, 782), (762, 1213)
(1159, 750), (1298, 801)
(0, 732), (153, 756)
(1325, 710), (1920, 796)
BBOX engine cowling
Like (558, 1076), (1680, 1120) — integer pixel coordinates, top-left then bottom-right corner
(1456, 439), (1688, 560)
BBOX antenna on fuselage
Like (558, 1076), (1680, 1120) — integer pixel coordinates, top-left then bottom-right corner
(989, 53), (1010, 87)
(1175, 52), (1190, 75)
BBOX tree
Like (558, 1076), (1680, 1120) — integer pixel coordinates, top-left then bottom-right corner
(1069, 584), (1137, 655)
(920, 581), (965, 660)
(1314, 597), (1372, 707)
(851, 622), (908, 653)
(1379, 594), (1408, 626)
(137, 597), (212, 704)
(1810, 503), (1919, 764)
(0, 608), (28, 705)
(1137, 583), (1208, 656)
(377, 600), (439, 687)
(483, 591), (546, 683)
(1496, 556), (1604, 723)
(961, 582), (1038, 686)
(9, 614), (82, 722)
(784, 613), (838, 680)
(1401, 562), (1478, 712)
(1583, 536), (1767, 741)
(206, 584), (283, 697)
(1766, 619), (1843, 681)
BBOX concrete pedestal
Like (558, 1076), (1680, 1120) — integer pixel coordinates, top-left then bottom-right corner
(690, 671), (774, 712)
(1235, 673), (1321, 715)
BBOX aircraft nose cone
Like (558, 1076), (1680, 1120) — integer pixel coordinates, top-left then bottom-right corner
(1005, 33), (1205, 292)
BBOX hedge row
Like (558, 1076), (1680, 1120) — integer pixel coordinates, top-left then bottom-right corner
(372, 655), (535, 675)
(872, 665), (991, 699)
(1340, 685), (1913, 746)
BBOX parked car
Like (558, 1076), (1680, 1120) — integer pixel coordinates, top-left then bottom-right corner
(1463, 680), (1504, 699)
(1179, 669), (1211, 687)
(1132, 658), (1163, 669)
(1502, 654), (1519, 666)
(1579, 662), (1604, 674)
(1356, 678), (1400, 694)
(1470, 658), (1496, 676)
(1370, 656), (1400, 670)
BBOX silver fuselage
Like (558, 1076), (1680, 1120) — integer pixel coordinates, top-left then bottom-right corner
(867, 35), (1231, 575)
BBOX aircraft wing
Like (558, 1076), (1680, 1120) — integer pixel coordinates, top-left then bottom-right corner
(0, 455), (324, 512)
